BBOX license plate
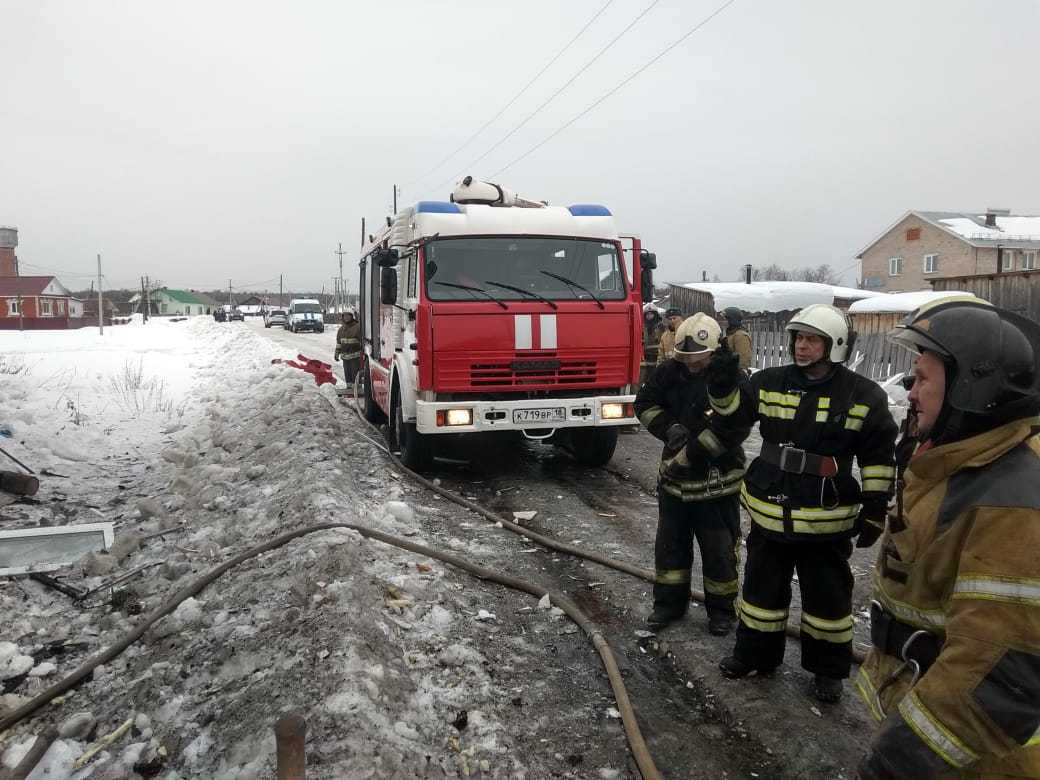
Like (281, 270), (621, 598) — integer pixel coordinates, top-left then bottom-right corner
(513, 407), (566, 424)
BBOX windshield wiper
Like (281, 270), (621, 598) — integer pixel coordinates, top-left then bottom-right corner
(433, 281), (508, 309)
(484, 280), (558, 310)
(539, 270), (605, 309)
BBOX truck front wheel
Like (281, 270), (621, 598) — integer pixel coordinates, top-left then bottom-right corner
(390, 386), (433, 472)
(565, 427), (619, 467)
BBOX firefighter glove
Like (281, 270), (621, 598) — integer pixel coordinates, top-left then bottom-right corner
(855, 503), (887, 548)
(706, 344), (741, 397)
(663, 424), (688, 458)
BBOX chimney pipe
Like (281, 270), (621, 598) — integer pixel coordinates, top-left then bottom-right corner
(985, 208), (1010, 228)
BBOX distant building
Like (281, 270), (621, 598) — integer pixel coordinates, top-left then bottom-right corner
(128, 288), (209, 316)
(0, 227), (18, 276)
(190, 291), (223, 315)
(857, 209), (1040, 293)
(0, 276), (83, 329)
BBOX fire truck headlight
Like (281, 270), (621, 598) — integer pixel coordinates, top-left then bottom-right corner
(445, 409), (473, 426)
(601, 402), (625, 420)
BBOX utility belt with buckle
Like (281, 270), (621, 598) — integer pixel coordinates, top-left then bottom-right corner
(869, 601), (944, 715)
(760, 441), (840, 478)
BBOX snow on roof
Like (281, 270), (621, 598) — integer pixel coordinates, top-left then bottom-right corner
(413, 202), (619, 242)
(830, 286), (884, 300)
(679, 281), (849, 313)
(847, 290), (970, 314)
(935, 214), (1040, 242)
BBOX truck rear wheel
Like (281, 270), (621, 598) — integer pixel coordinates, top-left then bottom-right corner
(361, 364), (386, 424)
(390, 385), (433, 472)
(565, 427), (619, 467)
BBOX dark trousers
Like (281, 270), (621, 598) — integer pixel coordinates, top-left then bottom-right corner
(654, 490), (741, 619)
(342, 358), (359, 385)
(733, 527), (855, 678)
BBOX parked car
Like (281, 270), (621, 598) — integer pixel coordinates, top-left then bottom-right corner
(217, 304), (244, 322)
(227, 307), (245, 322)
(264, 309), (288, 328)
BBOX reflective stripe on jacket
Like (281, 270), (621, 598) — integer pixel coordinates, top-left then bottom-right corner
(709, 363), (897, 542)
(635, 359), (750, 501)
(856, 419), (1040, 778)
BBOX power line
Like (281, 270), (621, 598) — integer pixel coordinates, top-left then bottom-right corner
(405, 0), (615, 190)
(424, 0), (663, 199)
(491, 0), (738, 178)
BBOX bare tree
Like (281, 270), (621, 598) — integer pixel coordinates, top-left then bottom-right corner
(795, 264), (841, 285)
(736, 263), (840, 284)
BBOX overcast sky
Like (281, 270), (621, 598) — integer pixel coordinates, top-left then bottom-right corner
(2, 0), (1038, 294)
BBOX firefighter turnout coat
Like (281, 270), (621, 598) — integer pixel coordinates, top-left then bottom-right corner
(636, 359), (750, 502)
(335, 320), (361, 361)
(725, 327), (753, 372)
(716, 363), (898, 542)
(657, 327), (678, 364)
(857, 418), (1040, 778)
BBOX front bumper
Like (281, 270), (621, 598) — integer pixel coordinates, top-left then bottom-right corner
(415, 395), (637, 435)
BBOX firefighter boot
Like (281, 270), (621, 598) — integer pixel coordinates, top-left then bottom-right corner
(718, 655), (778, 679)
(646, 605), (686, 630)
(707, 614), (735, 636)
(811, 675), (843, 703)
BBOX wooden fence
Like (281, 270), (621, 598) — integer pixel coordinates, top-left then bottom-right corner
(742, 311), (911, 381)
(931, 271), (1040, 323)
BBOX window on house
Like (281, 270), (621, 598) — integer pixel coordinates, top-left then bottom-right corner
(1003, 250), (1016, 271)
(1023, 251), (1037, 271)
(6, 298), (18, 316)
(923, 254), (938, 274)
(40, 299), (52, 315)
(888, 257), (903, 276)
(906, 227), (921, 241)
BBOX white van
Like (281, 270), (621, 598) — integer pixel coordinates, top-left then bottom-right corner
(286, 299), (324, 333)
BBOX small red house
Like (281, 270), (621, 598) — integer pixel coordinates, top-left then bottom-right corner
(0, 276), (87, 329)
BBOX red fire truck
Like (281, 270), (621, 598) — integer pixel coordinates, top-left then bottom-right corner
(357, 179), (656, 470)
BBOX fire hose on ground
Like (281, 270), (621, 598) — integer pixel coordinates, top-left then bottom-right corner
(0, 519), (662, 780)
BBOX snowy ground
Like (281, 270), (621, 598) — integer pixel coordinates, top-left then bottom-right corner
(2, 318), (627, 779)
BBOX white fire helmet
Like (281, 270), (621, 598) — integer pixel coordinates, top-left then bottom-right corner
(673, 313), (722, 356)
(785, 304), (856, 363)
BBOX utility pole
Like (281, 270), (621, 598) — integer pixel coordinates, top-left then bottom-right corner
(97, 253), (104, 335)
(144, 275), (151, 322)
(335, 242), (347, 313)
(393, 184), (398, 214)
(228, 279), (232, 307)
(17, 294), (23, 332)
(279, 274), (283, 307)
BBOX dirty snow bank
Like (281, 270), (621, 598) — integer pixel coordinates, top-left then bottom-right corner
(1, 318), (577, 778)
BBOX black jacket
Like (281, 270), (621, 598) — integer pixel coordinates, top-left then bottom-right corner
(635, 359), (751, 501)
(712, 363), (898, 541)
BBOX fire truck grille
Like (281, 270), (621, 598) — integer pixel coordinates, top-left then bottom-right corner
(470, 358), (598, 387)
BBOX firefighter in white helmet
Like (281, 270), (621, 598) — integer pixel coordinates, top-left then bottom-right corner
(634, 313), (753, 634)
(334, 308), (362, 384)
(709, 303), (898, 702)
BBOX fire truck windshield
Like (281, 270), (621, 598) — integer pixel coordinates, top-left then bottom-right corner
(424, 237), (626, 303)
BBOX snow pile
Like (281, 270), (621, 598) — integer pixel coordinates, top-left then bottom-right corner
(848, 290), (972, 314)
(0, 317), (584, 778)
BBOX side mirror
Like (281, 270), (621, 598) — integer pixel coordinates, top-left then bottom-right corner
(641, 267), (654, 304)
(376, 247), (400, 268)
(640, 250), (657, 270)
(380, 267), (398, 305)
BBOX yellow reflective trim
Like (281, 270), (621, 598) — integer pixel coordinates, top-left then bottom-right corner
(815, 397), (830, 423)
(874, 577), (947, 631)
(817, 397), (831, 409)
(862, 479), (894, 493)
(744, 504), (857, 535)
(899, 691), (979, 769)
(738, 599), (788, 622)
(759, 390), (802, 408)
(1028, 726), (1040, 748)
(740, 486), (859, 521)
(638, 406), (664, 428)
(704, 576), (739, 596)
(660, 467), (745, 490)
(815, 412), (829, 423)
(849, 404), (870, 419)
(739, 612), (787, 632)
(845, 417), (864, 432)
(710, 388), (740, 416)
(697, 428), (725, 457)
(800, 623), (853, 643)
(759, 404), (797, 420)
(802, 612), (854, 632)
(855, 667), (886, 723)
(862, 465), (896, 478)
(655, 569), (691, 585)
(951, 575), (1040, 607)
(659, 481), (742, 502)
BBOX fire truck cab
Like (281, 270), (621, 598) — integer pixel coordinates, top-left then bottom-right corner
(358, 181), (654, 471)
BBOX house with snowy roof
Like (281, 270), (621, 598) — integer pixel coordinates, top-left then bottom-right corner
(0, 276), (84, 329)
(857, 209), (1040, 293)
(128, 288), (209, 317)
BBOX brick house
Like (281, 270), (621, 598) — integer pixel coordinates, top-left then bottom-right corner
(0, 276), (83, 328)
(857, 210), (1040, 293)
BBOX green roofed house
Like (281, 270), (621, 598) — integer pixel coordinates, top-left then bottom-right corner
(128, 288), (208, 317)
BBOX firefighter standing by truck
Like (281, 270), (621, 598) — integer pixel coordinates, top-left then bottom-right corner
(334, 310), (362, 385)
(657, 308), (685, 364)
(856, 297), (1040, 779)
(635, 314), (752, 634)
(709, 304), (898, 703)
